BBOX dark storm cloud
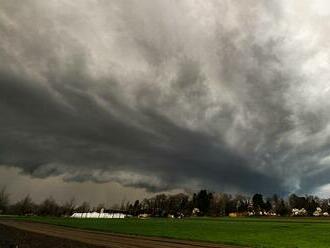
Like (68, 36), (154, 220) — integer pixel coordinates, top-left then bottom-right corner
(1, 0), (330, 194)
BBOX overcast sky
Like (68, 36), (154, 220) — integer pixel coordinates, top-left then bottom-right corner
(1, 0), (330, 204)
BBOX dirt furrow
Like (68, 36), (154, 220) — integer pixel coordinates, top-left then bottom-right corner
(0, 220), (245, 248)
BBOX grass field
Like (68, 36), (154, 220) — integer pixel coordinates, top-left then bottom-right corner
(4, 216), (330, 248)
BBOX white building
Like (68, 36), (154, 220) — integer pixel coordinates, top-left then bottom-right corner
(71, 211), (126, 219)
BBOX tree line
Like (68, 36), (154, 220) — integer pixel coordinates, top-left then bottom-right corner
(0, 187), (329, 217)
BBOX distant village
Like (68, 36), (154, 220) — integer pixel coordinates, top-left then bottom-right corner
(1, 188), (330, 218)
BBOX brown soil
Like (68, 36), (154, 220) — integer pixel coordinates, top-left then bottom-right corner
(0, 222), (99, 248)
(0, 220), (245, 248)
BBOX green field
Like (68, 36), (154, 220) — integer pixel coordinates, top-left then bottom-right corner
(5, 216), (330, 248)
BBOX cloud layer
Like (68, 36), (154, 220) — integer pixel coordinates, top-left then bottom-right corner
(1, 0), (330, 194)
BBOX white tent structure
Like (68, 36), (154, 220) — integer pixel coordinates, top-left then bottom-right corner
(71, 209), (126, 219)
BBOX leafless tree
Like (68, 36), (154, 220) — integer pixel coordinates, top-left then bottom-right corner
(61, 197), (76, 216)
(0, 186), (9, 214)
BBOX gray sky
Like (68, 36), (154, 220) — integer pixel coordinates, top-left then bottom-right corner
(1, 0), (330, 203)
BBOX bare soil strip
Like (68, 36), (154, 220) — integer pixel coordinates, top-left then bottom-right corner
(0, 223), (99, 248)
(0, 220), (245, 248)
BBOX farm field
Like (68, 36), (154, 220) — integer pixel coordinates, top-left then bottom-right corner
(4, 216), (330, 248)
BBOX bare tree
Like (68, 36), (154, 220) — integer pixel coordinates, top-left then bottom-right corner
(11, 195), (36, 215)
(38, 197), (60, 216)
(61, 197), (76, 216)
(95, 203), (106, 212)
(76, 201), (90, 212)
(0, 186), (9, 214)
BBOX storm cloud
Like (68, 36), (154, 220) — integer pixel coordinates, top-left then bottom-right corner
(1, 0), (330, 195)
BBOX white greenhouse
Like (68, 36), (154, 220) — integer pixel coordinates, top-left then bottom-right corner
(71, 211), (126, 219)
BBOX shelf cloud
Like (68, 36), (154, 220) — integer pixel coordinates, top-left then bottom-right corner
(1, 0), (330, 195)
